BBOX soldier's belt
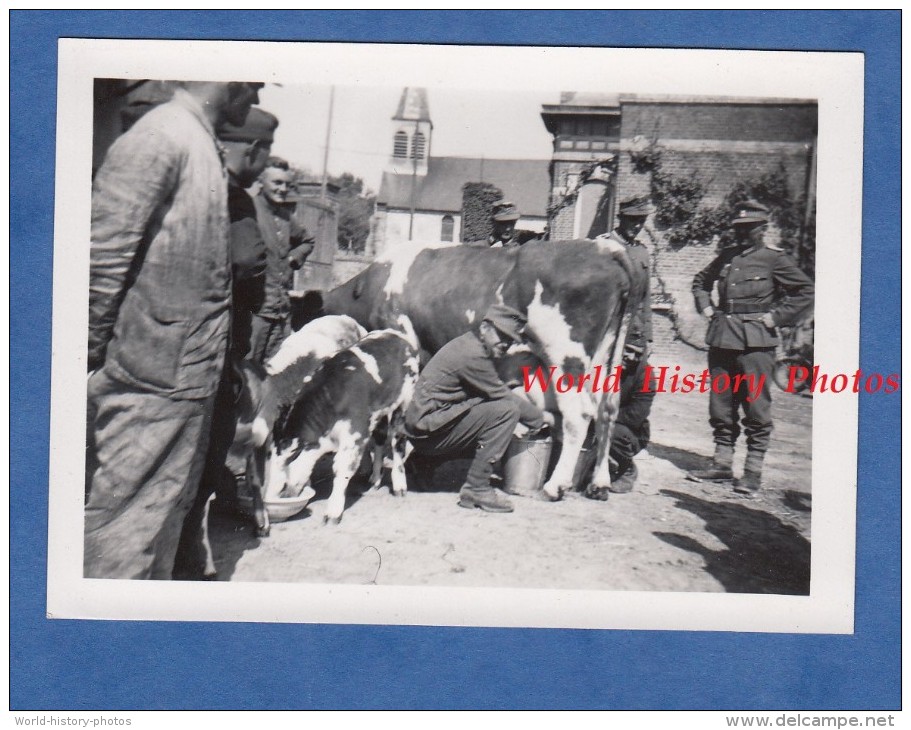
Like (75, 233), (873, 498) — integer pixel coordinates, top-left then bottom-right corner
(722, 301), (769, 314)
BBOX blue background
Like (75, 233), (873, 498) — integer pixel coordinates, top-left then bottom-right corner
(10, 11), (900, 710)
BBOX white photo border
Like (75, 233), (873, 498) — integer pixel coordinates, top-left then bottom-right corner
(47, 38), (864, 633)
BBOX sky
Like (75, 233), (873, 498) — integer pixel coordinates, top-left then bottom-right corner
(258, 84), (558, 194)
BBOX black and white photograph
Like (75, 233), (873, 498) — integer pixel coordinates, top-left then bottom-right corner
(47, 38), (863, 632)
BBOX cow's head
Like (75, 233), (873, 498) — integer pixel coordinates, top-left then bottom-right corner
(264, 435), (326, 502)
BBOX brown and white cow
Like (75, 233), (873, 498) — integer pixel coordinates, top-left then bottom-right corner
(322, 238), (639, 502)
(264, 325), (421, 524)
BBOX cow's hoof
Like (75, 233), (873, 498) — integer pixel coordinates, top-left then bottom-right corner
(256, 525), (271, 538)
(391, 489), (407, 498)
(538, 488), (562, 502)
(585, 485), (611, 501)
(322, 515), (343, 526)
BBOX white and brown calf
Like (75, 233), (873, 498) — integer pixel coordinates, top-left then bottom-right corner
(229, 315), (367, 535)
(264, 329), (420, 524)
(178, 315), (366, 580)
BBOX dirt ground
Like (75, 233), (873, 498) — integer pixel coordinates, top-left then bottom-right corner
(209, 348), (812, 594)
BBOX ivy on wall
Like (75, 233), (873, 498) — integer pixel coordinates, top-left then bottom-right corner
(460, 182), (503, 243)
(631, 140), (815, 275)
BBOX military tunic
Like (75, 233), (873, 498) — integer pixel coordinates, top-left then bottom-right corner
(405, 331), (545, 489)
(607, 230), (652, 347)
(692, 242), (814, 453)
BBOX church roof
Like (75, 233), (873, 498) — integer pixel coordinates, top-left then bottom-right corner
(393, 87), (431, 122)
(378, 156), (551, 217)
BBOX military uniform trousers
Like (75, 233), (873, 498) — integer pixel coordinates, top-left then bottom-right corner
(708, 346), (775, 453)
(249, 312), (290, 365)
(84, 368), (215, 579)
(611, 353), (655, 470)
(408, 399), (522, 488)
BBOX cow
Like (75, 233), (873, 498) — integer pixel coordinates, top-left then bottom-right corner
(321, 238), (639, 502)
(174, 315), (365, 579)
(264, 325), (421, 525)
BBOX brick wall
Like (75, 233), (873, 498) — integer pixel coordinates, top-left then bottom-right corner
(619, 149), (811, 209)
(647, 232), (716, 355)
(620, 100), (817, 143)
(612, 99), (817, 363)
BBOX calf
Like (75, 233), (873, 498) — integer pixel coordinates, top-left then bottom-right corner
(230, 314), (367, 535)
(175, 316), (365, 579)
(264, 328), (420, 524)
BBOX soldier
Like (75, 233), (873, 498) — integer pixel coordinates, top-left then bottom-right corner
(687, 200), (814, 496)
(173, 107), (277, 580)
(249, 157), (315, 363)
(599, 196), (657, 492)
(405, 304), (553, 513)
(486, 200), (541, 248)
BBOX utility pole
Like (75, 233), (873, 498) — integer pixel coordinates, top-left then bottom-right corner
(320, 85), (335, 203)
(408, 119), (419, 240)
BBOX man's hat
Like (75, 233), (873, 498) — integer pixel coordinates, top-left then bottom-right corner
(491, 200), (520, 222)
(483, 304), (527, 342)
(731, 200), (770, 226)
(617, 196), (655, 217)
(219, 107), (279, 144)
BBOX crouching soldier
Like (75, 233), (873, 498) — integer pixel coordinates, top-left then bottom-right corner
(405, 304), (554, 513)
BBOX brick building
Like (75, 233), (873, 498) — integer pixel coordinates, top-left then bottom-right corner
(541, 93), (818, 358)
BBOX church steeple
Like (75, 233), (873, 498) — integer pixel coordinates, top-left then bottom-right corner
(387, 87), (432, 176)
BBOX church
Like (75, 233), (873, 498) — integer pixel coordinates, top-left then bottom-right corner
(369, 88), (551, 255)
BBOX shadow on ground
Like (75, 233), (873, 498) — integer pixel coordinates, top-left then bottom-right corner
(648, 442), (712, 474)
(210, 453), (377, 579)
(655, 489), (810, 595)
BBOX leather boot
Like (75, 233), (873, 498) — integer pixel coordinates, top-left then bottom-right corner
(458, 485), (514, 513)
(686, 445), (735, 482)
(458, 456), (513, 512)
(609, 460), (638, 494)
(733, 451), (764, 496)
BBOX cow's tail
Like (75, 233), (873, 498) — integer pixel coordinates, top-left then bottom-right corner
(392, 314), (420, 353)
(589, 279), (634, 490)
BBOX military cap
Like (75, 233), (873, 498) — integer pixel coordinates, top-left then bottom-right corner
(491, 200), (520, 222)
(617, 196), (655, 217)
(731, 200), (770, 226)
(483, 303), (527, 343)
(219, 107), (279, 144)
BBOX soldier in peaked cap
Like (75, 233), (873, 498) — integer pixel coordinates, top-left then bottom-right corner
(488, 200), (521, 248)
(406, 304), (554, 513)
(174, 106), (280, 579)
(687, 200), (814, 496)
(585, 195), (658, 494)
(489, 200), (543, 249)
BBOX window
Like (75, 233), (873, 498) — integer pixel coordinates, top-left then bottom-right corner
(441, 214), (454, 242)
(393, 131), (408, 158)
(412, 131), (426, 160)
